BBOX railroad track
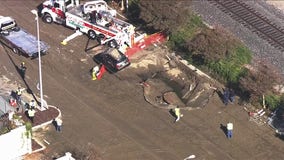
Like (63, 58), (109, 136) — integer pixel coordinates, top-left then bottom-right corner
(209, 0), (284, 52)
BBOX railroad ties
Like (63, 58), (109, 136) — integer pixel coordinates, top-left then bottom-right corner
(209, 0), (284, 52)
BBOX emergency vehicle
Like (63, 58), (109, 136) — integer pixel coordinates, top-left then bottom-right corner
(40, 0), (137, 51)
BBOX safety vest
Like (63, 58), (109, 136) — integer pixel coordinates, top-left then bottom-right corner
(28, 109), (35, 117)
(16, 90), (22, 96)
(174, 108), (181, 116)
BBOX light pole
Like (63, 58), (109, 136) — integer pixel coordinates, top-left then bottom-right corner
(31, 9), (44, 110)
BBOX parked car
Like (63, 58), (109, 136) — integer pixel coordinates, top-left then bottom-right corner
(93, 48), (130, 72)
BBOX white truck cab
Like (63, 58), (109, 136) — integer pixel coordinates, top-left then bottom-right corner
(41, 0), (116, 24)
(0, 16), (17, 31)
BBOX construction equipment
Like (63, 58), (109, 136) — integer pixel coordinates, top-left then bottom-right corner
(40, 0), (138, 51)
(0, 16), (49, 58)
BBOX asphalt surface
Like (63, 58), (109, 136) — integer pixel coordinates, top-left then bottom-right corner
(1, 1), (284, 160)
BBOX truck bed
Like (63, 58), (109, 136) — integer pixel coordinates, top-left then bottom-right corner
(1, 28), (49, 57)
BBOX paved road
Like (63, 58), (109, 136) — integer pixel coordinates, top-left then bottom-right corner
(1, 1), (284, 159)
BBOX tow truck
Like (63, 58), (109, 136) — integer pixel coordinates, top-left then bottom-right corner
(0, 16), (49, 58)
(40, 0), (138, 51)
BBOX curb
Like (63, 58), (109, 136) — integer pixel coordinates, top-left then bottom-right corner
(30, 105), (61, 154)
(32, 105), (62, 130)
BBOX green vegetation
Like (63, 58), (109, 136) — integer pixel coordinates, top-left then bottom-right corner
(265, 94), (284, 111)
(168, 15), (205, 51)
(207, 46), (251, 83)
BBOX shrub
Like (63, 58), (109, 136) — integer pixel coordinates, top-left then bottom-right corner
(265, 94), (281, 111)
(211, 45), (251, 81)
(239, 59), (283, 104)
(136, 0), (192, 34)
(168, 14), (205, 52)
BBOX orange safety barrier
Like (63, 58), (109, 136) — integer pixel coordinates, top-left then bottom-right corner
(96, 65), (106, 80)
(126, 32), (167, 57)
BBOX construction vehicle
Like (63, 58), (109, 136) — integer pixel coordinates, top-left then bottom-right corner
(40, 0), (138, 51)
(0, 16), (49, 58)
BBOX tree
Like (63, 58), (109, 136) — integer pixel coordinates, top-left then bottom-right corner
(187, 27), (240, 62)
(137, 0), (192, 33)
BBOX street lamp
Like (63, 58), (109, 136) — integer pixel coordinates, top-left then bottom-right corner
(31, 9), (44, 110)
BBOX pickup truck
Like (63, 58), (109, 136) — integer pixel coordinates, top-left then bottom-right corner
(0, 16), (49, 58)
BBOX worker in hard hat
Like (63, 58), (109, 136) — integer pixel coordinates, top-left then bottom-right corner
(15, 87), (25, 105)
(92, 66), (100, 80)
(19, 62), (27, 79)
(174, 106), (183, 122)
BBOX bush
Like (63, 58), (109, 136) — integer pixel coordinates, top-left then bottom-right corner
(265, 94), (281, 111)
(168, 14), (205, 52)
(136, 0), (192, 34)
(239, 59), (283, 104)
(207, 45), (251, 83)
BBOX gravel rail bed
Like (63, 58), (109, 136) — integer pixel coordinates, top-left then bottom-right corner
(191, 0), (284, 76)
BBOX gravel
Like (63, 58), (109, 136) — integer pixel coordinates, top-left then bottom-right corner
(190, 0), (284, 76)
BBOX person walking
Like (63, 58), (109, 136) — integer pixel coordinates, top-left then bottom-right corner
(28, 108), (36, 123)
(19, 62), (27, 79)
(55, 117), (63, 132)
(227, 122), (233, 139)
(174, 106), (183, 122)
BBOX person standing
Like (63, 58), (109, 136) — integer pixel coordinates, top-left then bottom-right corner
(28, 108), (36, 123)
(15, 87), (25, 104)
(90, 10), (97, 24)
(227, 122), (233, 139)
(229, 89), (235, 103)
(55, 117), (63, 132)
(91, 66), (100, 80)
(223, 88), (230, 106)
(29, 99), (36, 109)
(19, 62), (27, 79)
(174, 106), (183, 122)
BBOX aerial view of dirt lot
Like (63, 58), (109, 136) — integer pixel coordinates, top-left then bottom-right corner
(1, 0), (284, 160)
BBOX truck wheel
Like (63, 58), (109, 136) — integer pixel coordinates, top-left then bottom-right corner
(88, 30), (96, 40)
(108, 40), (118, 48)
(97, 34), (105, 44)
(13, 48), (19, 55)
(43, 14), (53, 24)
(1, 30), (9, 36)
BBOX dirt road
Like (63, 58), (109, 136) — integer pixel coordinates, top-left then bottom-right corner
(1, 1), (284, 159)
